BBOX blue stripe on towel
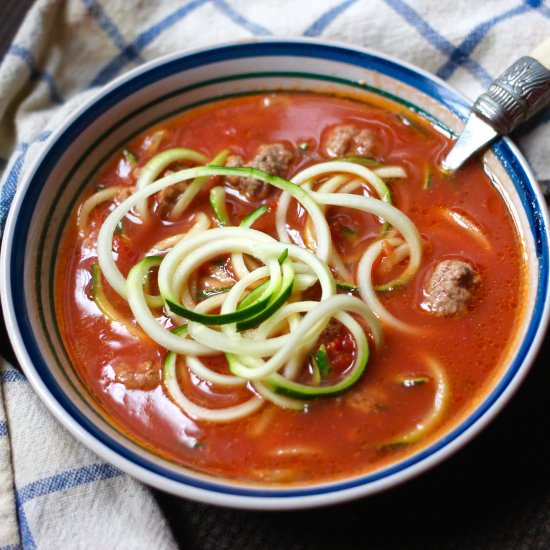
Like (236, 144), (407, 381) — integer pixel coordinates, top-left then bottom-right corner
(0, 369), (26, 383)
(14, 463), (123, 546)
(211, 0), (271, 35)
(0, 130), (52, 230)
(7, 46), (63, 104)
(436, 2), (533, 81)
(383, 0), (492, 85)
(80, 0), (142, 59)
(303, 0), (359, 36)
(15, 493), (35, 550)
(0, 144), (29, 230)
(17, 463), (123, 505)
(89, 0), (209, 86)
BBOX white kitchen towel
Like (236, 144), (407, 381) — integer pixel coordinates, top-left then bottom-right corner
(1, 1), (550, 548)
(0, 362), (177, 550)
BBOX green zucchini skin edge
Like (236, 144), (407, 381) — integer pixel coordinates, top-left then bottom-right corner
(237, 280), (268, 310)
(336, 280), (358, 292)
(313, 344), (331, 376)
(129, 255), (273, 325)
(266, 350), (367, 398)
(236, 263), (295, 331)
(267, 333), (368, 398)
(240, 204), (268, 228)
(209, 186), (230, 226)
(333, 156), (381, 167)
(165, 291), (271, 326)
(149, 165), (320, 326)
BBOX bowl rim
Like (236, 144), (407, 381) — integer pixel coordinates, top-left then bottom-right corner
(2, 37), (549, 510)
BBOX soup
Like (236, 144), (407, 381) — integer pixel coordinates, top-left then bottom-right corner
(56, 92), (524, 484)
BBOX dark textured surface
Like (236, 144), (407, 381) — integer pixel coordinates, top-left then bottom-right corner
(0, 0), (33, 62)
(2, 3), (550, 550)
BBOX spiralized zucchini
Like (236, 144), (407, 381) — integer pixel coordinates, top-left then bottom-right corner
(135, 147), (208, 218)
(386, 356), (449, 446)
(89, 153), (429, 423)
(78, 186), (128, 232)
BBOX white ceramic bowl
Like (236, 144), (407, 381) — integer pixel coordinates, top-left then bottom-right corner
(2, 39), (549, 509)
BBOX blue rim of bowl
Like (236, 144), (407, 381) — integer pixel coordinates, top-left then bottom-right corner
(6, 40), (550, 500)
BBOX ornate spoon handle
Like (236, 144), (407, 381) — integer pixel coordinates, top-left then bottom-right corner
(473, 38), (550, 134)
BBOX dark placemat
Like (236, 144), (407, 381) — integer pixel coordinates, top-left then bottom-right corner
(0, 0), (34, 62)
(2, 3), (550, 550)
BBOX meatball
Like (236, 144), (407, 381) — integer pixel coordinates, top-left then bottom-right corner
(113, 361), (160, 390)
(423, 260), (481, 317)
(250, 144), (293, 176)
(225, 154), (244, 168)
(225, 144), (293, 200)
(156, 181), (187, 210)
(224, 154), (245, 186)
(345, 386), (389, 414)
(352, 128), (377, 156)
(325, 124), (376, 157)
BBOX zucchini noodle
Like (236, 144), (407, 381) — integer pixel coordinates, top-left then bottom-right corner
(313, 192), (422, 291)
(78, 186), (128, 232)
(171, 149), (230, 218)
(231, 205), (270, 280)
(357, 238), (418, 334)
(373, 166), (407, 179)
(293, 161), (393, 202)
(275, 160), (392, 248)
(98, 166), (331, 300)
(135, 147), (207, 218)
(164, 353), (263, 422)
(387, 356), (449, 446)
(147, 212), (211, 254)
(89, 153), (428, 424)
(441, 208), (491, 250)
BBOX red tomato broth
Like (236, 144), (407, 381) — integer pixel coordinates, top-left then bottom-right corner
(56, 92), (525, 484)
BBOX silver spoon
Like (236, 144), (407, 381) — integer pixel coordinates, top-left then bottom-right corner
(441, 37), (550, 172)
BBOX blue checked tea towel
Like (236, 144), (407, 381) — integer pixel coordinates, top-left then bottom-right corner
(1, 0), (550, 548)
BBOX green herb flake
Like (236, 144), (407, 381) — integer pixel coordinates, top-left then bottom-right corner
(423, 168), (432, 190)
(339, 226), (357, 239)
(312, 344), (331, 377)
(336, 280), (358, 293)
(380, 441), (409, 452)
(122, 148), (138, 166)
(298, 142), (309, 151)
